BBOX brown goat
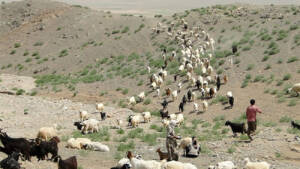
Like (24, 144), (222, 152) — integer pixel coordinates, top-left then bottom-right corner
(223, 75), (228, 84)
(156, 148), (168, 160)
(58, 156), (77, 169)
(165, 88), (171, 97)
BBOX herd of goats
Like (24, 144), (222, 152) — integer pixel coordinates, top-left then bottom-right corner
(1, 15), (300, 169)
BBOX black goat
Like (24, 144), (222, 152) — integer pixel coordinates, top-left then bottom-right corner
(232, 45), (238, 54)
(291, 121), (300, 130)
(73, 122), (84, 130)
(216, 76), (221, 91)
(0, 130), (31, 161)
(228, 96), (234, 108)
(111, 164), (131, 169)
(225, 121), (246, 137)
(100, 112), (106, 120)
(196, 80), (201, 89)
(57, 156), (77, 169)
(0, 152), (21, 169)
(31, 136), (60, 161)
(179, 102), (184, 112)
(187, 90), (192, 102)
(182, 95), (187, 105)
(160, 109), (169, 119)
(161, 99), (168, 109)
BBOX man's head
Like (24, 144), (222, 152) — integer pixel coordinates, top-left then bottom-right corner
(250, 99), (255, 105)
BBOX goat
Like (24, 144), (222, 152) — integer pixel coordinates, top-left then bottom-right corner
(225, 121), (246, 137)
(0, 130), (31, 161)
(73, 122), (84, 130)
(160, 109), (169, 119)
(0, 152), (21, 169)
(156, 148), (168, 160)
(161, 99), (168, 109)
(179, 102), (184, 113)
(182, 95), (187, 105)
(187, 90), (192, 102)
(291, 121), (300, 130)
(57, 156), (77, 169)
(31, 136), (60, 161)
(100, 112), (106, 120)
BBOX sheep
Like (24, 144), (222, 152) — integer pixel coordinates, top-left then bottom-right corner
(244, 158), (270, 169)
(151, 82), (157, 90)
(179, 65), (185, 72)
(117, 119), (123, 127)
(156, 148), (168, 160)
(82, 142), (110, 152)
(130, 115), (143, 128)
(208, 161), (236, 169)
(169, 114), (177, 121)
(172, 90), (178, 101)
(156, 88), (160, 97)
(57, 156), (77, 169)
(138, 92), (145, 101)
(207, 66), (213, 75)
(66, 137), (92, 150)
(127, 151), (162, 169)
(186, 72), (192, 81)
(193, 103), (199, 112)
(178, 137), (192, 154)
(66, 138), (81, 149)
(96, 103), (104, 112)
(161, 160), (197, 169)
(202, 101), (208, 112)
(178, 83), (182, 92)
(128, 96), (136, 106)
(176, 114), (184, 126)
(142, 112), (151, 123)
(81, 119), (100, 134)
(291, 121), (300, 130)
(225, 121), (246, 137)
(114, 158), (132, 169)
(191, 92), (196, 102)
(147, 66), (151, 74)
(162, 119), (170, 128)
(79, 110), (88, 122)
(287, 83), (300, 97)
(37, 126), (57, 141)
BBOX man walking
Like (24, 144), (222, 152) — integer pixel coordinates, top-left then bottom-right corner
(246, 99), (262, 141)
(166, 120), (180, 161)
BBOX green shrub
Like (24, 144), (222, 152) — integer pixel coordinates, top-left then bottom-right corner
(277, 59), (283, 64)
(288, 99), (297, 107)
(112, 30), (120, 34)
(59, 49), (68, 57)
(10, 50), (16, 55)
(117, 141), (135, 152)
(122, 88), (129, 95)
(234, 59), (240, 64)
(277, 30), (288, 40)
(121, 26), (130, 33)
(253, 75), (264, 82)
(279, 116), (292, 123)
(16, 89), (25, 95)
(276, 80), (283, 86)
(287, 57), (298, 63)
(14, 43), (21, 48)
(34, 41), (44, 46)
(262, 56), (269, 62)
(143, 98), (151, 105)
(290, 24), (299, 31)
(282, 74), (291, 81)
(227, 146), (236, 154)
(264, 64), (271, 70)
(246, 64), (254, 71)
(263, 121), (277, 127)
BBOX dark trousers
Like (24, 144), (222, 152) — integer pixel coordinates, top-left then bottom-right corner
(247, 121), (257, 140)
